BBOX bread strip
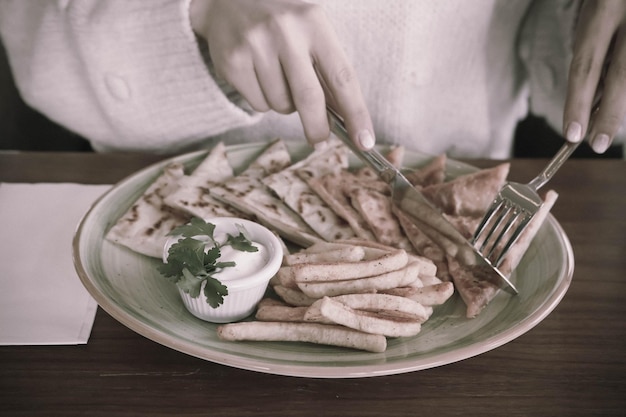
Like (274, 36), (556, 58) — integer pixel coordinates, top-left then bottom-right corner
(217, 322), (387, 353)
(292, 249), (408, 283)
(273, 285), (319, 307)
(380, 282), (454, 306)
(284, 245), (365, 266)
(328, 293), (431, 322)
(297, 261), (421, 298)
(255, 304), (309, 322)
(316, 297), (422, 338)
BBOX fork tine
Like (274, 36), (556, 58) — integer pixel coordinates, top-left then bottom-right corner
(479, 206), (509, 253)
(493, 212), (534, 267)
(485, 207), (524, 260)
(471, 198), (505, 246)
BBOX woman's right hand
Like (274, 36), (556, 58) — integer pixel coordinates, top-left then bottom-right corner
(190, 0), (375, 150)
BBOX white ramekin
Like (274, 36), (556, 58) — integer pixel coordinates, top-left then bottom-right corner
(163, 217), (283, 323)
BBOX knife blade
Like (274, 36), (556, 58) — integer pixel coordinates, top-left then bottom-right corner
(326, 107), (518, 295)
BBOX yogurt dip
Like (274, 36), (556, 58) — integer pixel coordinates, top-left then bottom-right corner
(162, 217), (283, 323)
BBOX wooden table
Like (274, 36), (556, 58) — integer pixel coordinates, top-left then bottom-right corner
(1, 151), (624, 417)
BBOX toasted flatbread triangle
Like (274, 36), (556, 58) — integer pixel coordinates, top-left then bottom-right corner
(351, 146), (404, 195)
(306, 170), (376, 241)
(348, 187), (412, 251)
(393, 206), (453, 281)
(448, 258), (500, 318)
(450, 190), (558, 317)
(262, 141), (357, 241)
(421, 163), (510, 216)
(393, 206), (446, 261)
(442, 213), (481, 240)
(163, 142), (245, 219)
(210, 139), (322, 247)
(404, 153), (447, 187)
(242, 138), (293, 178)
(106, 163), (190, 258)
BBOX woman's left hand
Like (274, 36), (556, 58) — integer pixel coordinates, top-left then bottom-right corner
(563, 0), (626, 153)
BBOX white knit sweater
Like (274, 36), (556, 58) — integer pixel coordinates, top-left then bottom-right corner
(0, 0), (583, 157)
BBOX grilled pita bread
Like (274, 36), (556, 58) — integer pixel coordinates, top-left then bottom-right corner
(392, 159), (557, 317)
(209, 139), (322, 247)
(348, 186), (412, 251)
(442, 213), (481, 240)
(447, 257), (500, 318)
(447, 188), (558, 317)
(106, 163), (190, 258)
(350, 146), (405, 195)
(163, 142), (245, 219)
(305, 170), (376, 240)
(421, 162), (510, 216)
(393, 205), (456, 282)
(404, 153), (447, 187)
(262, 141), (357, 241)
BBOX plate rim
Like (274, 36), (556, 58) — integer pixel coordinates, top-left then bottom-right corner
(73, 143), (574, 378)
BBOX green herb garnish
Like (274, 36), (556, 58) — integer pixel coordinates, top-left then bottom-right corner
(158, 218), (258, 308)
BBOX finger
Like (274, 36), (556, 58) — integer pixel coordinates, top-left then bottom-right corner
(252, 49), (296, 115)
(213, 48), (271, 112)
(563, 2), (617, 143)
(280, 50), (330, 145)
(312, 30), (375, 150)
(588, 28), (626, 153)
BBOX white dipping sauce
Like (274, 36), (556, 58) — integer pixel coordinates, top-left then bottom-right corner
(211, 233), (268, 282)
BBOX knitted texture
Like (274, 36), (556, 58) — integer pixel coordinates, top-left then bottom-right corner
(0, 0), (586, 156)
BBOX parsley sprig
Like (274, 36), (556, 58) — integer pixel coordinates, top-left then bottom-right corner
(158, 218), (258, 308)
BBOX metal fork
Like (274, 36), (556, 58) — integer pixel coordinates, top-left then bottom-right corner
(471, 139), (580, 267)
(327, 105), (519, 294)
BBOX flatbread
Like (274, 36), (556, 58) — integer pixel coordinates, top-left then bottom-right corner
(404, 153), (447, 187)
(163, 142), (245, 219)
(348, 186), (412, 251)
(442, 213), (481, 240)
(262, 141), (357, 241)
(209, 139), (322, 247)
(393, 206), (454, 282)
(106, 163), (190, 258)
(449, 189), (558, 317)
(421, 163), (510, 216)
(350, 146), (405, 195)
(447, 257), (501, 318)
(306, 170), (376, 240)
(392, 159), (550, 316)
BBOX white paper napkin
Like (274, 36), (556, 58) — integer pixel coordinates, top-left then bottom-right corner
(0, 182), (110, 345)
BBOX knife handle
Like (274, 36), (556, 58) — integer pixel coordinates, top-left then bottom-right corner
(326, 106), (398, 183)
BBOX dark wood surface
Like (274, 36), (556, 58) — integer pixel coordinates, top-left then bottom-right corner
(1, 151), (624, 417)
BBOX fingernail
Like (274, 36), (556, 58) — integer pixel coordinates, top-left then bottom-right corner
(565, 122), (583, 143)
(591, 133), (610, 154)
(358, 129), (375, 149)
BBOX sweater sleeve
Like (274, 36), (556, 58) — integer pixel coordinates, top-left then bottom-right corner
(518, 0), (579, 136)
(0, 0), (261, 153)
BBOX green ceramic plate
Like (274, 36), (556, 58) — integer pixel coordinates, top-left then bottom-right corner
(73, 142), (574, 378)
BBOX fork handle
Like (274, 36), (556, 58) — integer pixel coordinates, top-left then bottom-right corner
(528, 139), (581, 191)
(326, 106), (398, 183)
